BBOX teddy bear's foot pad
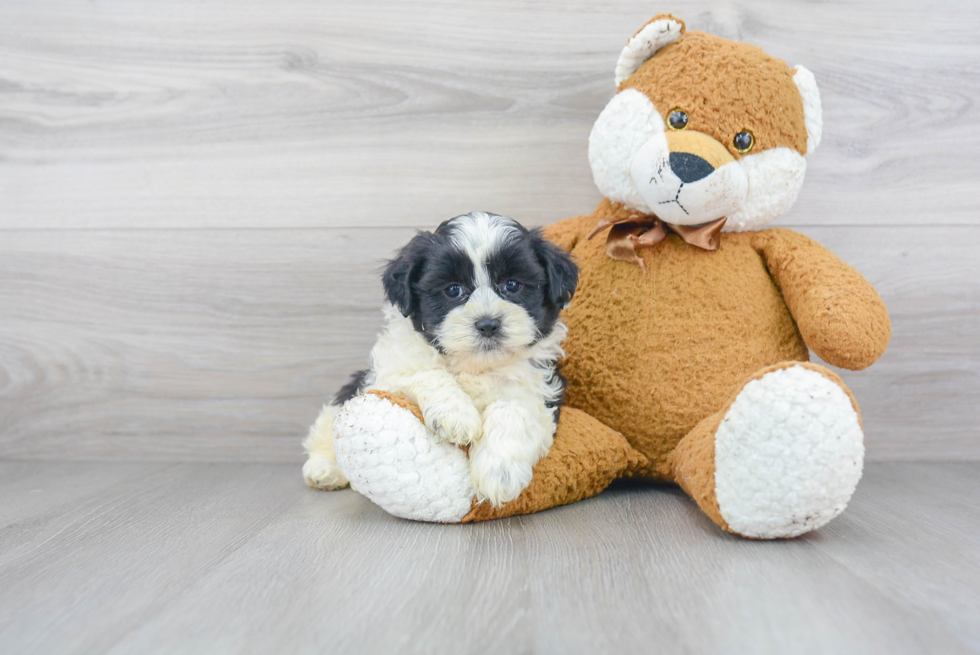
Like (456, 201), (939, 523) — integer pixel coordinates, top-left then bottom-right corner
(333, 393), (475, 523)
(715, 365), (865, 539)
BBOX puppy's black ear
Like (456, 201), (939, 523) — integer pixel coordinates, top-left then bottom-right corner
(531, 229), (579, 308)
(382, 231), (434, 316)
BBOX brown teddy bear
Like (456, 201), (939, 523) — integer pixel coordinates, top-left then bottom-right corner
(323, 14), (891, 539)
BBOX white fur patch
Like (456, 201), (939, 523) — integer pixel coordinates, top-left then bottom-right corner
(333, 393), (475, 523)
(435, 286), (539, 369)
(302, 404), (350, 490)
(448, 211), (519, 288)
(589, 89), (665, 213)
(614, 18), (684, 86)
(724, 148), (807, 232)
(793, 66), (822, 154)
(590, 89), (807, 229)
(714, 366), (865, 539)
(305, 209), (571, 516)
(302, 456), (349, 490)
(330, 303), (567, 514)
(373, 307), (566, 508)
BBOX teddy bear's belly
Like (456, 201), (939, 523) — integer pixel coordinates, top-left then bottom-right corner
(560, 234), (808, 478)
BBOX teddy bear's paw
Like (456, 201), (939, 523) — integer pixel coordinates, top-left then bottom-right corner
(423, 393), (484, 447)
(333, 393), (475, 523)
(302, 456), (350, 490)
(469, 445), (534, 509)
(714, 365), (865, 539)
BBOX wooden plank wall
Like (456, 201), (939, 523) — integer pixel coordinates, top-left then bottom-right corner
(1, 0), (978, 462)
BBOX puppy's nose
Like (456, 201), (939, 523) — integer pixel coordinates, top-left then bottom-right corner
(475, 318), (501, 337)
(669, 151), (715, 183)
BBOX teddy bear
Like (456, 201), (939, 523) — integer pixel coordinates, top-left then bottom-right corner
(324, 14), (891, 539)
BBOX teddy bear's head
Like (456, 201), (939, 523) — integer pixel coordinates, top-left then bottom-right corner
(589, 15), (822, 232)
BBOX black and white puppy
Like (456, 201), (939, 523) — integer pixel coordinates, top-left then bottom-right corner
(303, 211), (579, 507)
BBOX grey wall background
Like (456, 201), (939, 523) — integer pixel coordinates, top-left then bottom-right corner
(1, 0), (977, 462)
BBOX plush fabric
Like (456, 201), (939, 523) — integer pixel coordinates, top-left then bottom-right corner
(753, 229), (891, 369)
(667, 361), (864, 537)
(541, 201), (890, 485)
(621, 19), (810, 157)
(367, 389), (425, 423)
(330, 15), (890, 538)
(461, 406), (648, 522)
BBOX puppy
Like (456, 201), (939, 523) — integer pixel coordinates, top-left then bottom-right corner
(303, 211), (579, 507)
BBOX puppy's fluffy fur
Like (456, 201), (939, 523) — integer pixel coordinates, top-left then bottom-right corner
(303, 212), (579, 507)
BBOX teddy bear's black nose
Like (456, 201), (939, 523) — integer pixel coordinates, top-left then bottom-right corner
(669, 152), (715, 183)
(475, 318), (501, 337)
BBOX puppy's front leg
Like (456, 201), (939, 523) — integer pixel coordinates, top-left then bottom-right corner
(470, 400), (555, 507)
(403, 370), (483, 447)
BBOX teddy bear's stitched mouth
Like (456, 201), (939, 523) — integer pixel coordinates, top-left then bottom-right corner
(658, 183), (689, 215)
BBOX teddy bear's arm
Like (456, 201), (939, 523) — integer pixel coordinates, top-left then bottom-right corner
(753, 228), (891, 371)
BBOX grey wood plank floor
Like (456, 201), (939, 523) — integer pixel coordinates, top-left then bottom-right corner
(1, 460), (977, 654)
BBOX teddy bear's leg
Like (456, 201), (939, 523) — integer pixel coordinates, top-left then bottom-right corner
(667, 361), (865, 539)
(461, 405), (649, 522)
(333, 391), (476, 523)
(302, 404), (350, 490)
(333, 390), (648, 523)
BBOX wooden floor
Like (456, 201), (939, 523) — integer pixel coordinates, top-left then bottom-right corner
(1, 460), (978, 655)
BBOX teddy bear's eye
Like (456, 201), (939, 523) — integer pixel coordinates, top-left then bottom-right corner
(734, 130), (754, 153)
(667, 109), (689, 130)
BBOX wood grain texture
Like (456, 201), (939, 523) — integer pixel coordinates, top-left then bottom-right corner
(0, 228), (398, 461)
(801, 225), (980, 460)
(0, 0), (978, 229)
(1, 4), (976, 651)
(0, 0), (977, 461)
(0, 461), (977, 654)
(0, 226), (976, 462)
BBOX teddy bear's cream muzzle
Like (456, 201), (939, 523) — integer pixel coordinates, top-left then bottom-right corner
(629, 129), (749, 226)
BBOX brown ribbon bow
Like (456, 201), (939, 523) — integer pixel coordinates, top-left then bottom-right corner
(587, 213), (728, 272)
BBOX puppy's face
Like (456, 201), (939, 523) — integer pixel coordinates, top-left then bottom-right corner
(383, 212), (578, 365)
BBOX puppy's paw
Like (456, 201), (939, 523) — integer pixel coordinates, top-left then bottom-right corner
(424, 395), (483, 446)
(303, 456), (350, 490)
(469, 447), (533, 508)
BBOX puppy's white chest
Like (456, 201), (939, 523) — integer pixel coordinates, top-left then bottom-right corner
(454, 373), (504, 412)
(453, 364), (544, 412)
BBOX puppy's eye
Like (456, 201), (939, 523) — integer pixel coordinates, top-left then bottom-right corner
(503, 280), (522, 294)
(445, 284), (464, 298)
(667, 109), (689, 130)
(733, 130), (754, 153)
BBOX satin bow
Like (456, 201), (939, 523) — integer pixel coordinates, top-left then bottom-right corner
(587, 214), (728, 272)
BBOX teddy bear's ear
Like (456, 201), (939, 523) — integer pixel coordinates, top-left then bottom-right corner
(793, 65), (822, 154)
(614, 14), (686, 87)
